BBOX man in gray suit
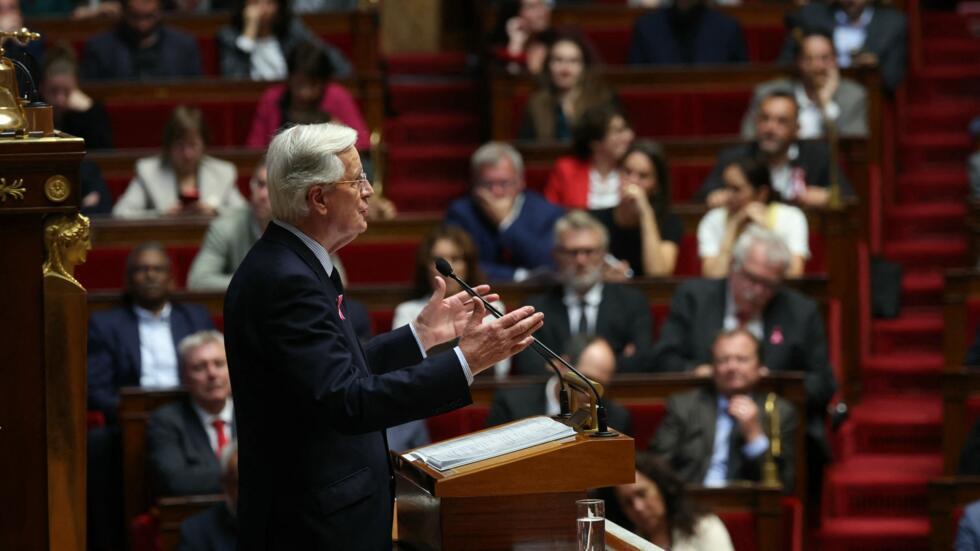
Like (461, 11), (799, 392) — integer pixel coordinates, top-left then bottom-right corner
(187, 161), (271, 291)
(146, 330), (235, 497)
(650, 328), (797, 491)
(742, 31), (867, 140)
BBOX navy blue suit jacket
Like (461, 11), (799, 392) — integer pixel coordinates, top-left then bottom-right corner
(444, 191), (565, 282)
(146, 398), (235, 497)
(224, 221), (472, 550)
(178, 502), (237, 551)
(81, 25), (202, 81)
(87, 302), (213, 422)
(628, 7), (748, 65)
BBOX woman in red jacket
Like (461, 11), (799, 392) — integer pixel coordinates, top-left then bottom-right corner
(246, 41), (368, 150)
(545, 104), (634, 210)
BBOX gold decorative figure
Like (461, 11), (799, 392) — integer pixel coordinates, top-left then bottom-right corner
(0, 176), (25, 202)
(43, 213), (91, 289)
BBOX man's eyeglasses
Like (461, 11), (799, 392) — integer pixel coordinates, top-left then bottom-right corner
(335, 172), (372, 191)
(555, 246), (602, 258)
(735, 267), (781, 292)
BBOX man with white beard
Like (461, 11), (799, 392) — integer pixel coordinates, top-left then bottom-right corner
(513, 210), (654, 375)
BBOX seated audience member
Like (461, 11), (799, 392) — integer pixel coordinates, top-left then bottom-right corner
(591, 140), (682, 277)
(513, 211), (653, 375)
(114, 106), (245, 218)
(742, 31), (868, 140)
(651, 329), (797, 490)
(698, 156), (809, 278)
(445, 142), (565, 282)
(88, 242), (214, 421)
(291, 0), (355, 14)
(957, 500), (980, 551)
(628, 0), (747, 66)
(246, 41), (367, 150)
(177, 445), (239, 551)
(147, 330), (234, 497)
(518, 31), (616, 141)
(217, 0), (351, 81)
(488, 334), (633, 433)
(969, 117), (980, 201)
(604, 453), (734, 550)
(79, 162), (114, 216)
(80, 0), (202, 80)
(393, 225), (511, 378)
(491, 0), (556, 74)
(698, 90), (853, 209)
(779, 0), (907, 93)
(187, 160), (272, 290)
(545, 105), (635, 210)
(40, 44), (114, 150)
(652, 227), (834, 467)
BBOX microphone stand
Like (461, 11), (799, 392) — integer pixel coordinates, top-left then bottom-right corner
(435, 258), (616, 437)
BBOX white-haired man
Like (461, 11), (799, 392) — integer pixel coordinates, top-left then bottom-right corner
(224, 123), (544, 549)
(445, 141), (565, 282)
(146, 330), (234, 497)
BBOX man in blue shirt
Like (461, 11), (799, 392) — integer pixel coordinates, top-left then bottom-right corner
(649, 328), (798, 491)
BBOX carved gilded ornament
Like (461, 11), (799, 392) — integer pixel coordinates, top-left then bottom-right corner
(0, 177), (25, 202)
(44, 175), (71, 202)
(43, 213), (91, 290)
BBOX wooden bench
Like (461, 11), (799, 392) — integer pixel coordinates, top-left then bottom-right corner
(941, 369), (980, 475)
(80, 75), (384, 149)
(928, 476), (980, 550)
(28, 10), (380, 77)
(942, 269), (980, 373)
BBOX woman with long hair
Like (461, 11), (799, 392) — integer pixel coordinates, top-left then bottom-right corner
(590, 140), (682, 277)
(604, 453), (733, 550)
(518, 31), (616, 141)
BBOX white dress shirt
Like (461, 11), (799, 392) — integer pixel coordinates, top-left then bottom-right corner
(234, 35), (288, 80)
(768, 144), (805, 201)
(136, 303), (180, 388)
(794, 84), (840, 139)
(273, 220), (474, 384)
(562, 282), (604, 336)
(587, 169), (621, 209)
(834, 7), (874, 68)
(191, 398), (235, 454)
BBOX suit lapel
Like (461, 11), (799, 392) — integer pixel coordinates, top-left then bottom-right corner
(182, 399), (218, 466)
(121, 308), (143, 384)
(696, 389), (718, 478)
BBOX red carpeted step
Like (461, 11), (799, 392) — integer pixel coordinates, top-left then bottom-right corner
(896, 168), (967, 202)
(814, 517), (929, 551)
(861, 352), (943, 394)
(823, 455), (942, 518)
(906, 66), (980, 102)
(882, 237), (970, 268)
(384, 113), (481, 146)
(846, 396), (942, 455)
(385, 52), (471, 76)
(385, 144), (476, 184)
(921, 37), (980, 67)
(384, 180), (467, 213)
(899, 133), (973, 170)
(902, 100), (980, 134)
(884, 202), (967, 239)
(899, 270), (945, 308)
(871, 311), (944, 355)
(388, 78), (481, 115)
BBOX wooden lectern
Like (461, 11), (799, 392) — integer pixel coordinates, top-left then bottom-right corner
(0, 135), (88, 551)
(394, 425), (635, 550)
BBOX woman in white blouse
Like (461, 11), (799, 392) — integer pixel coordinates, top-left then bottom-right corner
(697, 155), (809, 278)
(113, 106), (244, 219)
(393, 226), (510, 379)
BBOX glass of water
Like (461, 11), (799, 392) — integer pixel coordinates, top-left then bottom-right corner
(576, 498), (605, 551)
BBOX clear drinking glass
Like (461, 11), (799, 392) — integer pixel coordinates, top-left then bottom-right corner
(576, 498), (605, 551)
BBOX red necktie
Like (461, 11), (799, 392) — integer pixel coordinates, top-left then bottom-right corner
(212, 419), (227, 458)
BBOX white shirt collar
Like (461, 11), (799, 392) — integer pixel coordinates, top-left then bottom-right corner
(835, 6), (874, 28)
(562, 282), (604, 307)
(544, 376), (562, 417)
(191, 397), (234, 428)
(273, 219), (335, 276)
(133, 302), (172, 322)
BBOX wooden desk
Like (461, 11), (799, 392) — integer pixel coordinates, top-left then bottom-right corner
(943, 269), (980, 372)
(157, 494), (224, 551)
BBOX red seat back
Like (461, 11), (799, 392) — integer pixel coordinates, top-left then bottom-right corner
(716, 510), (757, 551)
(426, 405), (491, 443)
(77, 245), (199, 290)
(623, 402), (667, 450)
(336, 242), (418, 285)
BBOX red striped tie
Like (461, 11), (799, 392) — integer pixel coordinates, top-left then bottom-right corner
(212, 419), (227, 458)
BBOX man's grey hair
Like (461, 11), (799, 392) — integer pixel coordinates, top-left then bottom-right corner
(470, 142), (524, 180)
(266, 123), (358, 224)
(731, 226), (792, 272)
(553, 210), (609, 250)
(178, 330), (225, 367)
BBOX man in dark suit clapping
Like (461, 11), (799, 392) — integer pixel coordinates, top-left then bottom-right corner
(224, 122), (544, 549)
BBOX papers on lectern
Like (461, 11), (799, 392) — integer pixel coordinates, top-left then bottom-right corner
(403, 416), (577, 472)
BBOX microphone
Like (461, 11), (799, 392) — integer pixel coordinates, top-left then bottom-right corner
(434, 257), (616, 437)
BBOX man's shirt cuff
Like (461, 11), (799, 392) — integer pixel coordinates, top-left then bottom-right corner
(742, 434), (770, 459)
(453, 346), (474, 385)
(408, 322), (428, 358)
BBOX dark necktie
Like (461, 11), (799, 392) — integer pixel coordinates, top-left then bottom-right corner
(577, 300), (589, 335)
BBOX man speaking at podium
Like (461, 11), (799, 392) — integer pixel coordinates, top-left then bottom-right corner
(224, 123), (544, 550)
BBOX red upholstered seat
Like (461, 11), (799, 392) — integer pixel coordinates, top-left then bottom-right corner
(716, 509), (757, 550)
(426, 405), (491, 443)
(623, 403), (667, 450)
(105, 100), (258, 149)
(130, 510), (161, 551)
(806, 232), (827, 274)
(76, 245), (199, 290)
(370, 310), (395, 337)
(620, 90), (751, 138)
(674, 233), (701, 277)
(336, 242), (418, 285)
